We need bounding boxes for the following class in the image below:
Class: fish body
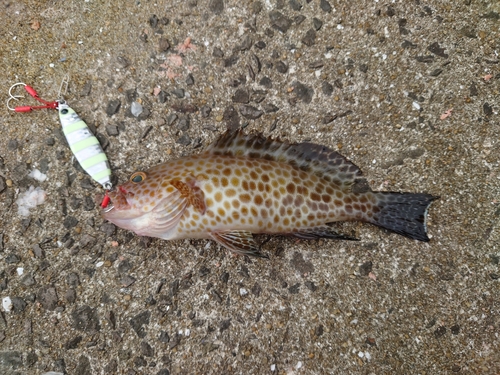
[102,131,437,257]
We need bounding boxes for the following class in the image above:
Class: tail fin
[368,192,438,242]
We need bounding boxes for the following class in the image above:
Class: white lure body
[58,101,112,189]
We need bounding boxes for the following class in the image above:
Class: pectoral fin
[210,230,268,258]
[170,178,206,214]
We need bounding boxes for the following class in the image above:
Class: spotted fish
[101,131,437,257]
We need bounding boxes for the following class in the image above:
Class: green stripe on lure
[57,100,112,190]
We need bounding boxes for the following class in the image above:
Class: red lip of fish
[101,130,438,258]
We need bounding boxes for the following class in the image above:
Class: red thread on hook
[22,85,59,110]
[101,194,111,208]
[9,84,59,112]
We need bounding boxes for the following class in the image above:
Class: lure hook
[6,96,21,111]
[8,82,27,99]
[6,82,58,112]
[7,82,27,111]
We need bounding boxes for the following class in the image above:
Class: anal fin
[210,230,268,258]
[291,225,358,241]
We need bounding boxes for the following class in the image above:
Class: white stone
[2,296,12,312]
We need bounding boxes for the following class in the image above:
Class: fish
[101,130,438,257]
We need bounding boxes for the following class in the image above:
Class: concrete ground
[0,0,499,374]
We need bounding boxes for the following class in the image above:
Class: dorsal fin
[206,130,363,186]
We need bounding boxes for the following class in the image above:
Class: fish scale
[102,131,438,257]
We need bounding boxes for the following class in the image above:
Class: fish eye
[61,109,68,114]
[130,172,146,183]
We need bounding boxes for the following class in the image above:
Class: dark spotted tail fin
[369,193,438,241]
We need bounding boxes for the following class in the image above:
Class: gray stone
[302,28,316,46]
[176,134,191,146]
[200,105,212,118]
[259,76,272,88]
[209,0,224,14]
[427,42,448,58]
[269,11,292,33]
[5,253,20,264]
[292,81,314,103]
[106,124,119,136]
[294,15,306,25]
[83,195,95,211]
[320,0,332,12]
[21,273,36,286]
[65,288,77,304]
[263,104,279,113]
[232,89,250,104]
[26,351,37,367]
[37,286,58,310]
[81,81,92,96]
[7,139,18,150]
[313,17,323,30]
[74,355,91,375]
[158,37,170,52]
[176,117,190,131]
[63,216,78,229]
[129,310,151,338]
[166,113,178,126]
[171,88,185,98]
[100,222,116,237]
[223,105,240,131]
[106,99,121,116]
[11,297,27,313]
[72,305,100,332]
[140,341,154,357]
[159,331,170,343]
[120,275,136,287]
[289,0,302,11]
[239,105,263,119]
[0,351,23,369]
[275,60,288,74]
[65,335,83,349]
[291,252,314,274]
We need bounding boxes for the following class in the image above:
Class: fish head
[100,170,160,233]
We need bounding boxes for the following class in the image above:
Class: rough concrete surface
[0,0,499,374]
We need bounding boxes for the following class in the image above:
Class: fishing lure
[7,81,113,192]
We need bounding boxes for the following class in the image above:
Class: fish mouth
[99,187,134,216]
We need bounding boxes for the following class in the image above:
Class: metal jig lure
[7,79,113,196]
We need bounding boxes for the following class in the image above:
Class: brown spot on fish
[240,193,251,203]
[254,195,263,205]
[231,177,240,187]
